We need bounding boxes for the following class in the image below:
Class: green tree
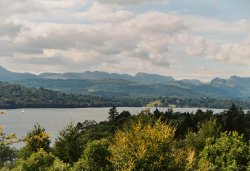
[108,106,119,122]
[14,149,68,171]
[185,118,221,153]
[223,103,246,134]
[0,126,18,167]
[53,123,83,165]
[18,124,50,159]
[72,139,112,171]
[199,131,249,171]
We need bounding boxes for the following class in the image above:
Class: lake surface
[0,107,226,148]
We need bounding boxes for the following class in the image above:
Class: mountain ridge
[1,66,250,98]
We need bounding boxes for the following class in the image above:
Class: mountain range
[0,66,249,98]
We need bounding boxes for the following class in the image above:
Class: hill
[0,66,39,82]
[14,78,201,98]
[39,71,174,84]
[0,82,117,109]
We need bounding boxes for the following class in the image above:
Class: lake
[0,107,226,148]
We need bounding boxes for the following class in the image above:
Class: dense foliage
[2,104,250,170]
[2,81,250,109]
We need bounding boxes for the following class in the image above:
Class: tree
[198,131,249,171]
[108,106,119,122]
[185,118,221,153]
[72,139,112,171]
[18,124,50,159]
[109,119,195,171]
[0,126,18,167]
[14,149,68,171]
[222,104,246,134]
[53,123,83,165]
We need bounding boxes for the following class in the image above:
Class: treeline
[2,82,250,109]
[159,96,250,109]
[1,104,250,170]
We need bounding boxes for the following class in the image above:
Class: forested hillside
[0,82,115,108]
[1,82,250,109]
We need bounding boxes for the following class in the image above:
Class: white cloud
[0,0,84,19]
[0,0,249,80]
[74,2,134,23]
[1,11,189,73]
[95,0,169,6]
[208,37,250,65]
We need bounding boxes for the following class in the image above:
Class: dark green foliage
[115,110,131,126]
[2,81,250,109]
[221,104,246,134]
[185,118,221,152]
[0,145,16,167]
[53,123,84,165]
[108,106,119,122]
[0,82,118,109]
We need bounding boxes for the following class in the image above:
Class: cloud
[0,11,188,73]
[74,2,134,23]
[95,0,169,6]
[0,0,249,80]
[0,0,83,18]
[208,36,250,65]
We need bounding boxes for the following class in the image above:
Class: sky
[0,0,250,81]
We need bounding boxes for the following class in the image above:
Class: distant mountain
[179,79,203,85]
[39,71,133,81]
[0,66,39,82]
[1,65,250,99]
[134,72,174,84]
[39,71,174,84]
[210,76,250,97]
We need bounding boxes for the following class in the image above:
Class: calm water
[0,107,225,148]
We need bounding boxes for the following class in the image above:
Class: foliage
[4,104,250,170]
[109,119,195,171]
[53,123,84,165]
[18,124,50,159]
[72,139,112,171]
[221,104,246,134]
[14,149,68,171]
[198,131,249,171]
[108,106,119,122]
[0,126,18,167]
[185,118,221,152]
[0,126,18,146]
[3,81,250,109]
[0,82,117,109]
